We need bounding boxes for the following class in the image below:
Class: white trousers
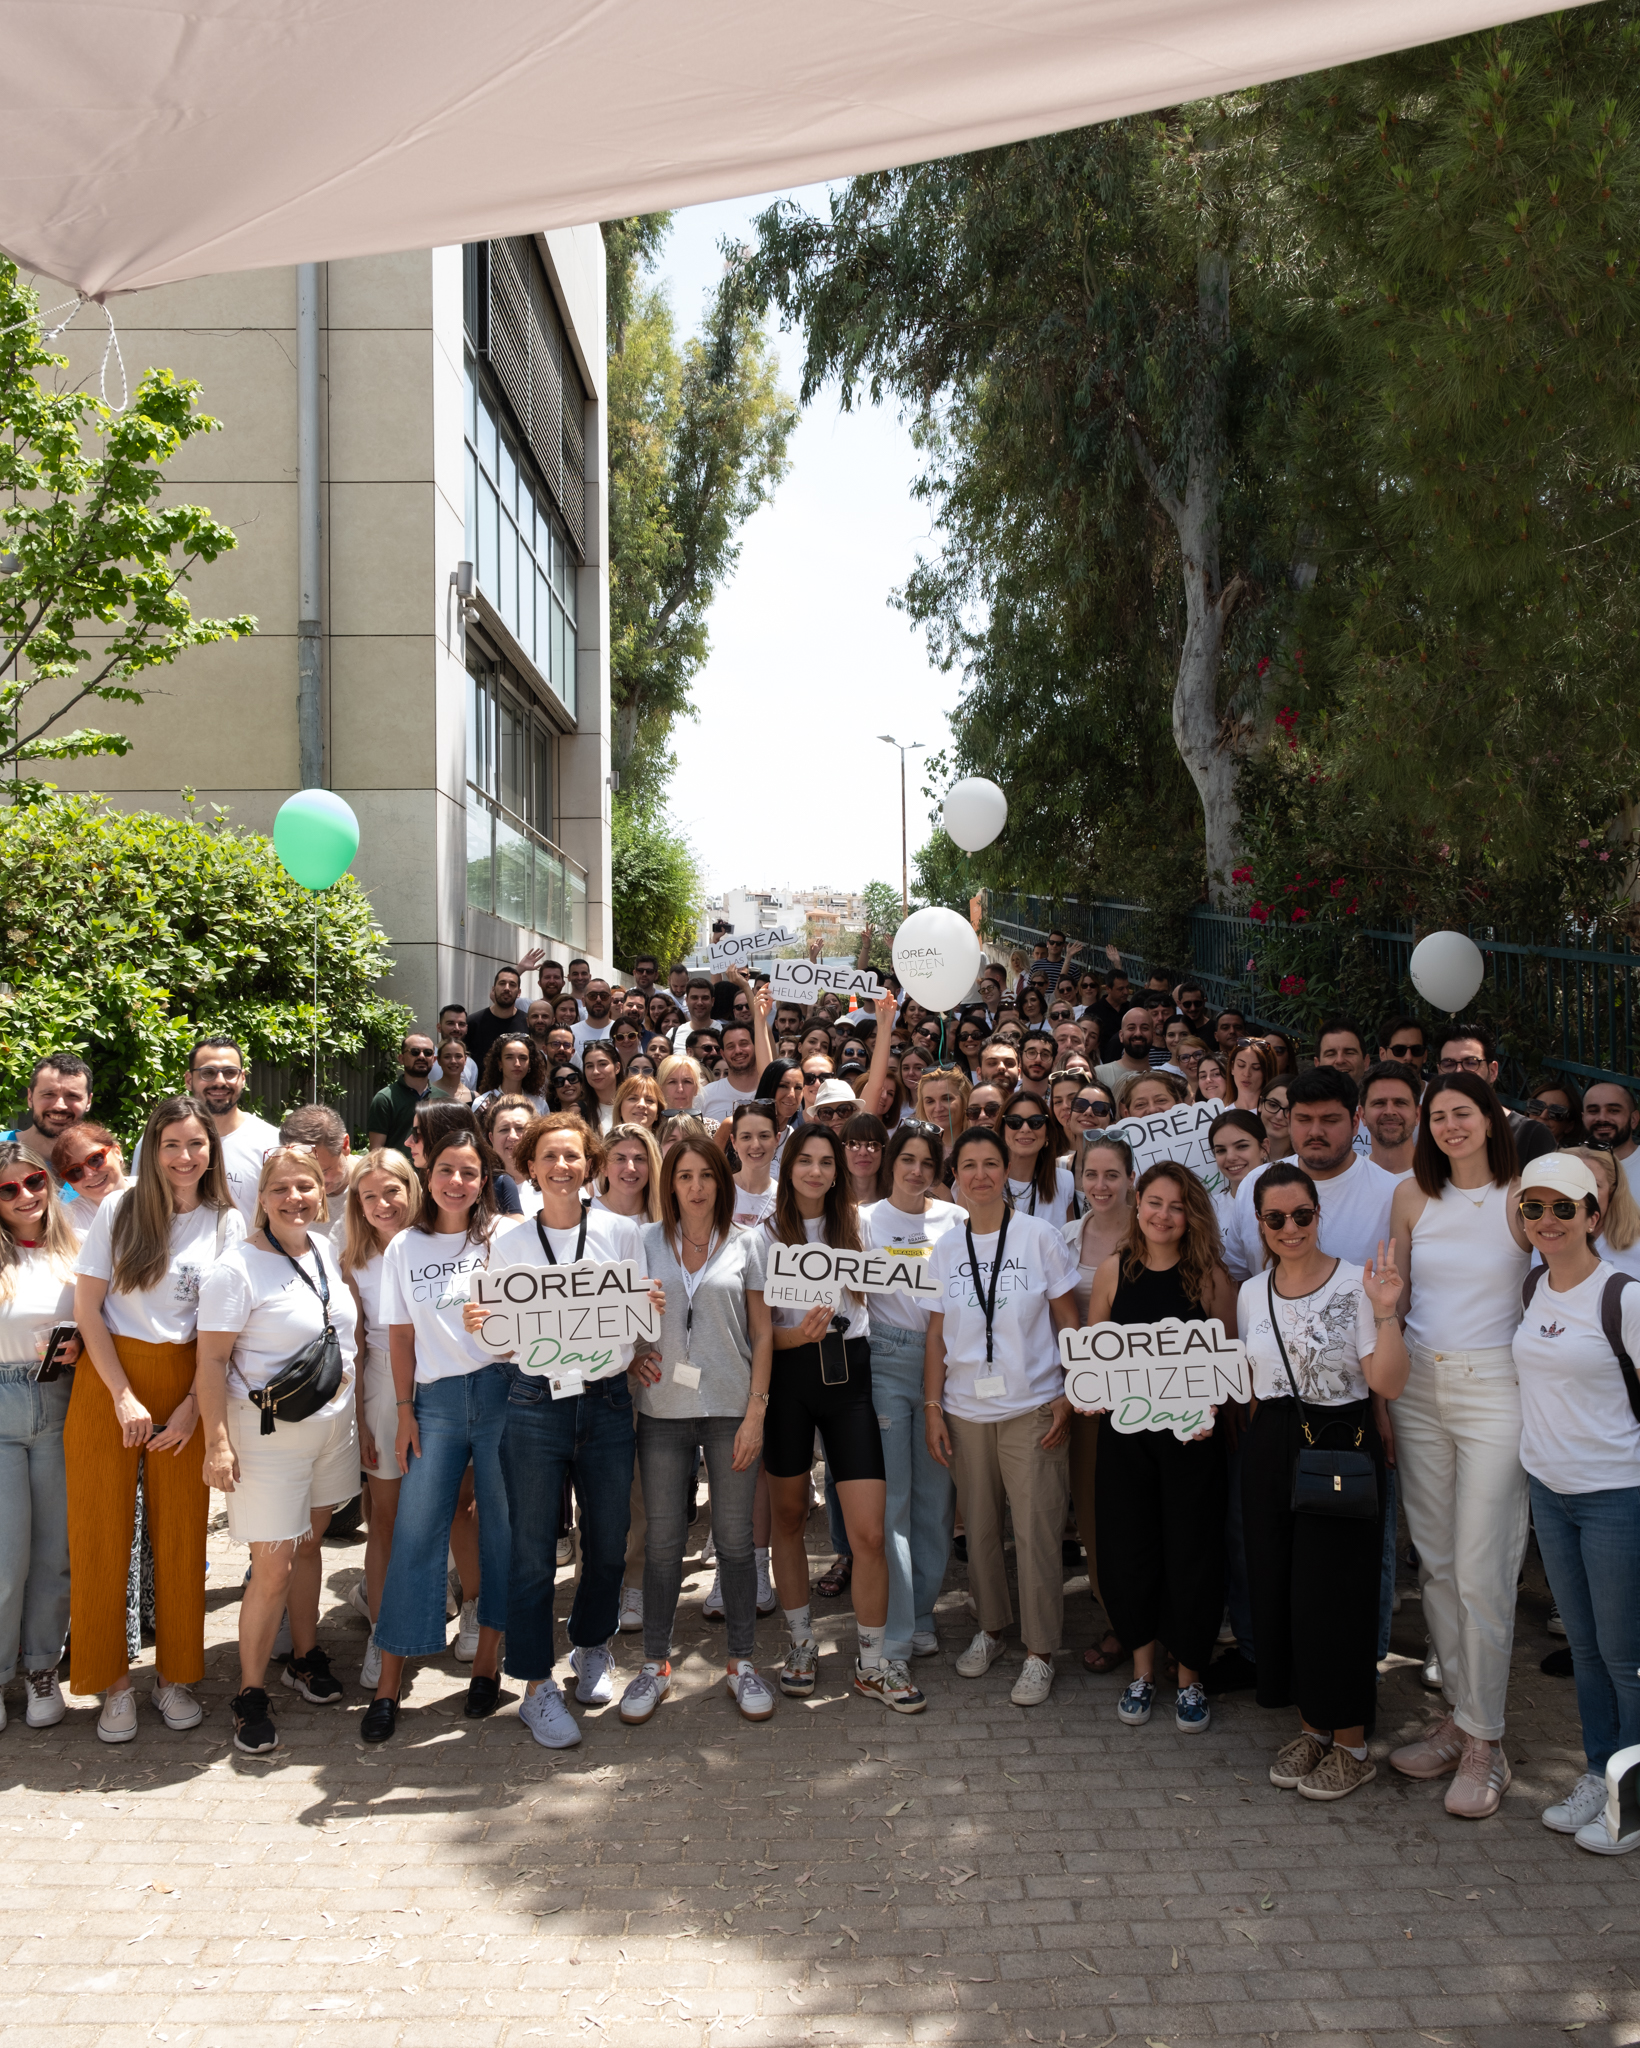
[1392,1344,1529,1741]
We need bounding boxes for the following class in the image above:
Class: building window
[465,655,586,949]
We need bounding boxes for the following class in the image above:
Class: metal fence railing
[985,892,1640,1097]
[247,1056,386,1144]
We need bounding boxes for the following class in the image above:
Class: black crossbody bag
[248,1245,345,1436]
[1267,1273,1378,1519]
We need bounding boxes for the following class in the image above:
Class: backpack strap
[1521,1262,1547,1313]
[1599,1272,1640,1428]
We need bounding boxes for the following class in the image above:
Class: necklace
[681,1230,713,1250]
[1449,1178,1490,1209]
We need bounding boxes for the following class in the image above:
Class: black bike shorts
[761,1337,886,1483]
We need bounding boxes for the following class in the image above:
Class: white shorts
[225,1392,359,1547]
[358,1344,400,1481]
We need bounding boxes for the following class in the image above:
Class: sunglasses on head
[1003,1113,1048,1131]
[60,1146,113,1184]
[1519,1196,1586,1221]
[1259,1204,1317,1231]
[0,1170,49,1203]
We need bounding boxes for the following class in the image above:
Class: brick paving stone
[3,1504,1639,2046]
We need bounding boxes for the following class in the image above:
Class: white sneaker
[955,1629,1004,1679]
[23,1668,65,1728]
[911,1631,939,1657]
[702,1571,726,1621]
[726,1661,776,1721]
[98,1689,139,1744]
[1216,1609,1237,1647]
[755,1549,778,1616]
[518,1680,581,1749]
[1547,1606,1567,1638]
[1010,1655,1054,1707]
[556,1536,573,1567]
[1576,1813,1640,1856]
[617,1585,644,1633]
[152,1680,203,1731]
[347,1578,372,1624]
[272,1610,292,1659]
[360,1632,383,1693]
[446,1562,461,1619]
[1544,1772,1608,1835]
[454,1598,480,1662]
[570,1640,616,1706]
[619,1662,671,1725]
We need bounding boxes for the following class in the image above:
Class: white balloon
[1409,929,1486,1014]
[893,906,983,1014]
[942,777,1008,853]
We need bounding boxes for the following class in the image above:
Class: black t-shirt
[465,1004,525,1077]
[1087,998,1124,1062]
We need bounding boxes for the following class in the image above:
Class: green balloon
[273,788,360,892]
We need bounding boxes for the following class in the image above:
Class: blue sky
[654,189,959,899]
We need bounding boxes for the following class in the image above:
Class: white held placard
[470,1260,660,1381]
[763,1240,939,1312]
[767,959,882,1003]
[1059,1317,1250,1439]
[1110,1098,1225,1192]
[709,924,798,965]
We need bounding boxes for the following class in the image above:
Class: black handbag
[248,1245,345,1436]
[1266,1274,1378,1519]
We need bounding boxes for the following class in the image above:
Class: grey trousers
[637,1413,759,1661]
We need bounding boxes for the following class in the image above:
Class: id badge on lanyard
[967,1208,1010,1400]
[673,1236,716,1389]
[537,1208,589,1399]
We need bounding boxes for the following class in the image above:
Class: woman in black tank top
[1080,1162,1238,1733]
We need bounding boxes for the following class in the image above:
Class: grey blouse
[636,1221,767,1419]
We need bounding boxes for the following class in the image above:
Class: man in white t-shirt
[571,979,617,1057]
[1230,1067,1397,1272]
[671,977,716,1052]
[279,1103,352,1242]
[1359,1061,1420,1182]
[1583,1081,1640,1201]
[697,1022,763,1120]
[187,1035,281,1224]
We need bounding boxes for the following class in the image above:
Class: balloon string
[312,893,319,1104]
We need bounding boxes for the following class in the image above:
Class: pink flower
[1600,851,1611,862]
[1245,956,1257,972]
[1345,897,1359,915]
[1275,706,1298,732]
[1578,838,1591,849]
[1292,907,1309,923]
[1256,656,1271,677]
[1330,878,1346,897]
[1249,902,1270,924]
[1278,974,1307,995]
[1231,865,1253,885]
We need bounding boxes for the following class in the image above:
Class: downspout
[296,261,324,788]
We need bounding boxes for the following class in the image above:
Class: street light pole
[878,735,925,919]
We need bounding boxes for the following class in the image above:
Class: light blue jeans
[871,1323,953,1661]
[0,1365,72,1683]
[1530,1475,1640,1775]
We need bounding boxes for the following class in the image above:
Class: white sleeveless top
[1405,1178,1529,1353]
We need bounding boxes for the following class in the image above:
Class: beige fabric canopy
[2,0,1586,298]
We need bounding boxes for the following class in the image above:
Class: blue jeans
[500,1368,634,1679]
[871,1324,953,1661]
[0,1367,72,1683]
[375,1365,511,1659]
[1529,1475,1640,1776]
[638,1412,759,1661]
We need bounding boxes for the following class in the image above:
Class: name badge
[974,1373,1007,1400]
[673,1361,702,1390]
[549,1372,585,1401]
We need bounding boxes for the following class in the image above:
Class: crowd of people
[0,928,1634,1860]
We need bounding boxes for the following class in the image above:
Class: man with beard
[1019,1030,1057,1089]
[1360,1061,1422,1180]
[1094,1007,1157,1095]
[1581,1080,1640,1199]
[3,1056,94,1210]
[186,1034,282,1221]
[571,978,617,1057]
[697,1020,764,1119]
[1227,1067,1397,1274]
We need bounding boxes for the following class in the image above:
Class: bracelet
[749,1389,770,1405]
[1373,1314,1399,1326]
[923,1399,944,1409]
[396,1398,414,1407]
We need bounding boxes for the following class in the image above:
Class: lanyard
[679,1231,717,1345]
[535,1206,590,1265]
[1008,1176,1037,1218]
[964,1206,1011,1366]
[279,1242,331,1321]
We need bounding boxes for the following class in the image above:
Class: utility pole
[877,735,924,919]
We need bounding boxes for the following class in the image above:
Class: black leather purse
[1267,1274,1378,1519]
[248,1246,345,1436]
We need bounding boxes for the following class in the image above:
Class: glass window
[464,447,477,567]
[499,438,517,521]
[494,813,530,927]
[465,802,493,916]
[499,512,518,635]
[479,389,498,478]
[479,476,498,600]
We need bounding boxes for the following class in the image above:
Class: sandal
[814,1555,853,1600]
[1081,1633,1125,1676]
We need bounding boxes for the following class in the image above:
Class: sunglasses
[1073,1098,1112,1119]
[1386,1042,1425,1061]
[60,1146,114,1184]
[1003,1113,1048,1132]
[968,1103,1002,1121]
[1048,1009,1073,1022]
[1259,1205,1317,1230]
[1526,1100,1573,1122]
[814,1106,854,1124]
[0,1171,49,1202]
[846,1139,882,1154]
[1519,1197,1586,1221]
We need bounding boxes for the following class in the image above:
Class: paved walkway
[2,1505,1635,2047]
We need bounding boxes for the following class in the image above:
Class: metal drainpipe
[296,261,324,788]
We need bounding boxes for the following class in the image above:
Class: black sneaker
[360,1696,399,1744]
[230,1687,278,1754]
[465,1673,501,1719]
[283,1647,343,1703]
[1541,1646,1574,1677]
[1204,1648,1259,1696]
[953,1534,968,1563]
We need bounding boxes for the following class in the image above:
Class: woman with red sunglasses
[50,1123,129,1237]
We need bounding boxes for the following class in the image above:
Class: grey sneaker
[519,1680,580,1748]
[726,1661,776,1721]
[954,1629,1004,1679]
[779,1638,818,1697]
[856,1658,927,1714]
[570,1639,617,1706]
[23,1668,65,1728]
[1543,1771,1606,1835]
[618,1661,671,1726]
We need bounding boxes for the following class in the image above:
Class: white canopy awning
[2,0,1585,299]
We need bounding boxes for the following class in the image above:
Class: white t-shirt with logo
[731,1180,777,1232]
[926,1210,1077,1423]
[1513,1259,1640,1494]
[1228,1154,1397,1275]
[218,1114,283,1224]
[490,1208,648,1376]
[379,1224,502,1383]
[765,1214,871,1341]
[1236,1260,1378,1406]
[860,1197,964,1333]
[572,1018,615,1057]
[76,1191,246,1345]
[698,1075,762,1121]
[199,1235,357,1406]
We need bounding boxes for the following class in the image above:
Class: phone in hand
[34,1322,79,1382]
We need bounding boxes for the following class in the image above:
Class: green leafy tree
[0,262,255,800]
[603,218,797,813]
[609,797,702,972]
[0,792,412,1140]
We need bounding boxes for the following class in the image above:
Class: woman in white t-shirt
[340,1148,420,1691]
[581,1042,622,1133]
[71,1097,244,1743]
[1001,1088,1077,1225]
[50,1121,129,1240]
[729,1100,779,1232]
[1238,1162,1407,1803]
[1511,1152,1640,1855]
[595,1118,664,1638]
[658,1054,705,1118]
[360,1124,509,1746]
[0,1146,82,1732]
[196,1146,360,1755]
[473,1032,549,1118]
[925,1126,1080,1708]
[1568,1145,1640,1282]
[862,1123,963,1673]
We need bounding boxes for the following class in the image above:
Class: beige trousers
[948,1405,1070,1655]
